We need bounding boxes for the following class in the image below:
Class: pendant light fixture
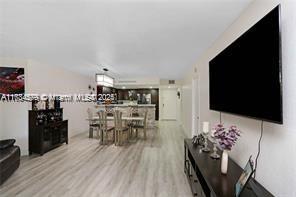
[96,68,114,87]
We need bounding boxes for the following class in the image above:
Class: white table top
[95,104,155,107]
[88,116,144,121]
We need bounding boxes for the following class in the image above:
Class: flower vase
[221,150,229,174]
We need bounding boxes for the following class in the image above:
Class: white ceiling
[0,0,252,79]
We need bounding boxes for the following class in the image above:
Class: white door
[162,89,177,120]
[192,78,200,136]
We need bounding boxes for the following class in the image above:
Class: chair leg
[120,131,123,145]
[131,128,133,139]
[96,128,100,139]
[100,129,104,145]
[118,130,120,145]
[113,130,115,143]
[127,130,129,144]
[89,127,93,138]
[115,130,117,145]
[128,127,131,140]
[144,128,147,140]
[117,130,120,145]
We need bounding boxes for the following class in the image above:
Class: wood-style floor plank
[0,121,192,197]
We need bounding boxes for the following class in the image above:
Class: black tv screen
[209,5,282,124]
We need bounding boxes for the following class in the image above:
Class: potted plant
[213,124,241,174]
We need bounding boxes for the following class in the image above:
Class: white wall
[0,104,3,138]
[0,58,95,155]
[181,0,296,196]
[181,81,192,138]
[0,58,30,153]
[176,87,181,125]
[27,60,95,137]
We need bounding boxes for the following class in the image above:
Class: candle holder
[202,134,210,152]
[210,140,220,159]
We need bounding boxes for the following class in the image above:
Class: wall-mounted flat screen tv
[209,5,282,124]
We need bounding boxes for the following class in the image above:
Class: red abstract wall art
[0,67,25,94]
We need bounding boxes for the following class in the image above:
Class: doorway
[161,88,177,120]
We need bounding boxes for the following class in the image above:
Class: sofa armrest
[0,139,16,150]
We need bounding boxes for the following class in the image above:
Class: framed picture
[235,156,255,197]
[0,67,25,95]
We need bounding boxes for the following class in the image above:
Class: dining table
[91,116,144,121]
[86,116,145,143]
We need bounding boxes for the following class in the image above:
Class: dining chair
[98,111,115,144]
[133,110,148,140]
[105,106,114,117]
[128,106,139,136]
[114,110,129,146]
[130,108,143,139]
[130,106,139,117]
[87,108,100,138]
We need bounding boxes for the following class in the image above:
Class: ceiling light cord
[254,120,264,179]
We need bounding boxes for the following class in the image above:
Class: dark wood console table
[184,139,273,197]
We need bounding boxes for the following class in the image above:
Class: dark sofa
[0,139,20,185]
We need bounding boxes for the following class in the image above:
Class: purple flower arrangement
[213,124,241,151]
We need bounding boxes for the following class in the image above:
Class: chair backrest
[143,110,148,128]
[114,110,123,130]
[98,111,108,130]
[131,112,139,117]
[130,106,139,117]
[105,106,114,116]
[87,108,93,119]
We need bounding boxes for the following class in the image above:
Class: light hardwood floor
[0,121,192,197]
